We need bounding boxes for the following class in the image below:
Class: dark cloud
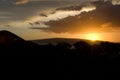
[56,5,83,11]
[40,14,48,17]
[29,22,34,26]
[41,0,120,33]
[0,0,101,26]
[29,27,43,29]
[34,22,41,25]
[49,11,56,14]
[4,25,11,27]
[0,0,75,23]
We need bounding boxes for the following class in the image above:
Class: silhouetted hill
[1,30,120,72]
[0,30,24,46]
[0,30,39,56]
[31,38,93,45]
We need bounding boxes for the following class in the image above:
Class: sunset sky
[0,0,120,42]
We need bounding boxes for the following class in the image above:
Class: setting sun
[85,33,100,41]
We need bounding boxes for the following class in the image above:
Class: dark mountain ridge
[0,30,24,46]
[31,38,105,45]
[31,38,84,45]
[0,30,120,72]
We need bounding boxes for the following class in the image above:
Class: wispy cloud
[27,5,96,29]
[15,0,29,5]
[112,0,120,5]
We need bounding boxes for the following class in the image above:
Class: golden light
[85,33,100,41]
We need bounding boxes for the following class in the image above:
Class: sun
[85,33,100,41]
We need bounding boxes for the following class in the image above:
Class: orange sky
[0,0,120,42]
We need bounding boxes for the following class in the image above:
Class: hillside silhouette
[0,30,120,72]
[31,38,86,45]
[0,30,24,45]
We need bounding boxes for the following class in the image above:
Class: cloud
[0,0,118,30]
[1,0,84,26]
[56,5,83,11]
[55,1,96,11]
[36,0,120,33]
[39,13,48,17]
[28,4,96,29]
[15,0,29,5]
[29,22,34,26]
[4,25,12,27]
[111,0,120,5]
[29,22,49,29]
[14,0,87,5]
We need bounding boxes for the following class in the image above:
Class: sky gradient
[0,0,120,42]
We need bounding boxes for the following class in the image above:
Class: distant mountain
[31,38,95,45]
[0,30,24,46]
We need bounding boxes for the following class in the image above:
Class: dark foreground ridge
[1,30,120,72]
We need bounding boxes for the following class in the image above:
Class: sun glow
[85,33,100,41]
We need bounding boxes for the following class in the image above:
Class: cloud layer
[37,0,120,33]
[15,0,29,5]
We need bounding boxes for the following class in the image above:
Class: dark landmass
[1,30,120,72]
[31,38,86,45]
